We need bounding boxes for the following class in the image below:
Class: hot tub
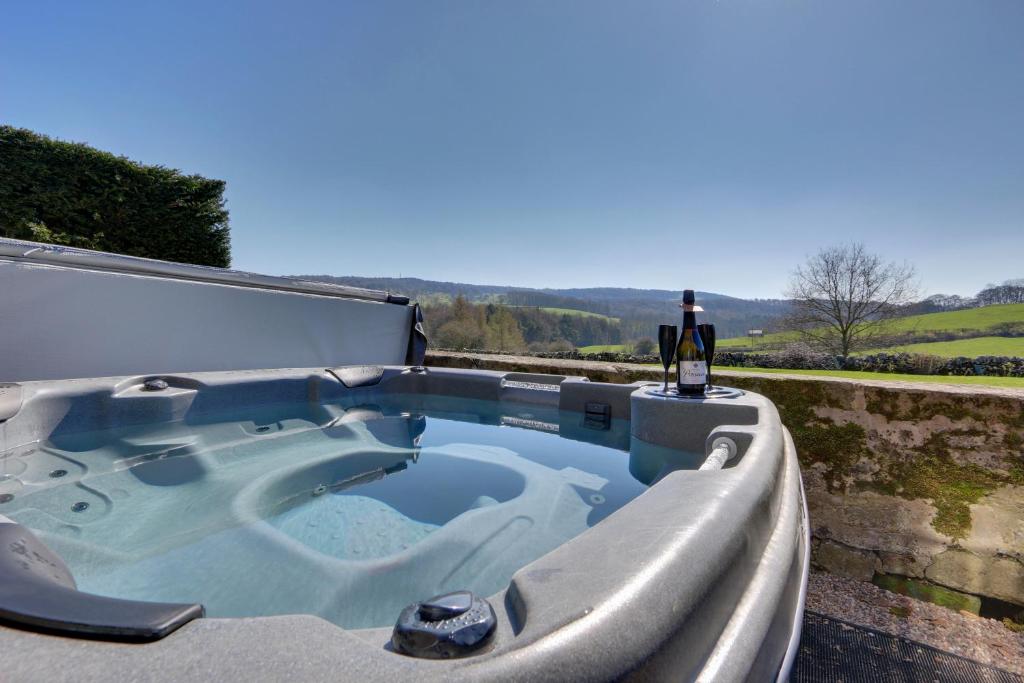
[0,365,807,682]
[0,240,806,681]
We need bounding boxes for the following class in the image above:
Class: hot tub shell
[0,366,807,682]
[0,239,806,681]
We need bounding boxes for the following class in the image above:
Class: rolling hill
[717,303,1024,355]
[296,276,1023,358]
[859,337,1024,358]
[296,275,791,339]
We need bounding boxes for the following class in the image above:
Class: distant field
[715,303,1024,350]
[714,367,1024,389]
[538,307,619,322]
[583,336,1024,359]
[578,344,631,353]
[506,305,618,322]
[881,303,1024,334]
[716,336,792,350]
[859,336,1024,358]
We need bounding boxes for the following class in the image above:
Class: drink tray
[645,386,744,400]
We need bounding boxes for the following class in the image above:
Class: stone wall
[427,350,1024,610]
[484,347,1024,377]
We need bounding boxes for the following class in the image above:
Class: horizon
[3,1,1023,298]
[291,271,1018,303]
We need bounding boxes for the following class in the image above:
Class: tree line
[0,126,230,267]
[976,281,1024,307]
[424,296,623,352]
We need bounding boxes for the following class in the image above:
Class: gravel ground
[806,571,1024,676]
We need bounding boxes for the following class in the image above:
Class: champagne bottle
[675,290,707,395]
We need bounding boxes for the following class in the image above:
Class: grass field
[585,334,1024,359]
[716,336,791,350]
[540,307,618,321]
[859,336,1024,358]
[716,303,1024,350]
[509,306,619,322]
[713,366,1024,388]
[578,344,631,353]
[879,303,1024,334]
[716,331,799,349]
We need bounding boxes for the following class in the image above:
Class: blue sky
[2,0,1022,298]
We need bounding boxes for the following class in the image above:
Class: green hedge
[0,126,230,267]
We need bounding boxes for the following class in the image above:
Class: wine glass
[697,323,716,391]
[658,325,677,393]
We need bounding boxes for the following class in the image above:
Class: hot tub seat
[0,516,203,641]
[224,443,616,629]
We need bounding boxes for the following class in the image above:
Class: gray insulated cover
[0,242,416,382]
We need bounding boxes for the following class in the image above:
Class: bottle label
[678,361,707,384]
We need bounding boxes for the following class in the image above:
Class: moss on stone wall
[724,376,867,492]
[860,388,1023,426]
[724,376,1022,539]
[887,440,1003,538]
[796,423,869,493]
[727,376,1021,539]
[824,435,997,539]
[1006,451,1024,486]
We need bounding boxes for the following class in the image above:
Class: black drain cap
[418,590,473,621]
[392,591,496,659]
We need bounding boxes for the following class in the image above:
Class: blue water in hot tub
[0,394,701,628]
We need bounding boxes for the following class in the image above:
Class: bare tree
[785,244,918,357]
